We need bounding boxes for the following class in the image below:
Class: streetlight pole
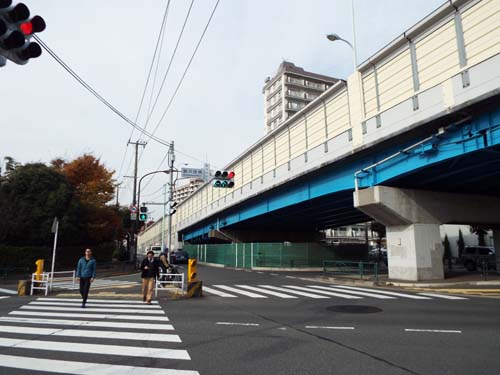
[135,169,169,263]
[326,0,358,71]
[161,183,167,255]
[166,141,175,263]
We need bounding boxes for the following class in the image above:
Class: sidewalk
[318,271,500,289]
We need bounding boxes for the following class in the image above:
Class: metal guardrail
[49,270,76,291]
[155,272,184,296]
[30,272,50,296]
[480,260,500,281]
[323,260,379,282]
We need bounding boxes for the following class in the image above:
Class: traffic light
[188,259,197,282]
[139,205,148,222]
[0,1,45,66]
[169,201,177,216]
[212,170,235,188]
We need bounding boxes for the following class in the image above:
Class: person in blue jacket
[76,248,96,308]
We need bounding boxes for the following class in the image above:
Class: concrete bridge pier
[354,186,500,281]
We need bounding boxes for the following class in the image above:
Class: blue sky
[1,0,444,207]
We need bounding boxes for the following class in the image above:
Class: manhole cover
[327,305,382,314]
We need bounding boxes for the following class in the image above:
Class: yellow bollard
[35,259,44,281]
[188,259,197,282]
[17,280,29,296]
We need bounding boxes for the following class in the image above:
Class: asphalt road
[0,265,499,375]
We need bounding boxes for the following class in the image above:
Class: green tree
[470,226,488,246]
[0,163,81,246]
[370,221,386,262]
[457,229,465,258]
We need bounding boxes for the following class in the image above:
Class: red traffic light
[228,171,235,179]
[19,16,45,35]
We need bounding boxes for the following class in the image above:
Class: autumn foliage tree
[53,154,119,245]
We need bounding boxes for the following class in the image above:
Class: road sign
[129,205,137,213]
[181,167,204,179]
[130,213,137,220]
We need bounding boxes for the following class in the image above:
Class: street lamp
[326,33,357,72]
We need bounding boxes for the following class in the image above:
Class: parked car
[460,246,496,271]
[171,250,189,264]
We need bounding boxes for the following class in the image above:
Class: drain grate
[326,305,382,314]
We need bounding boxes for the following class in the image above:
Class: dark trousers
[79,277,92,303]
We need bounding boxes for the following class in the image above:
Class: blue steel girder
[183,107,500,241]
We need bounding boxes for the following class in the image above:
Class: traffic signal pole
[167,141,175,263]
[128,140,146,263]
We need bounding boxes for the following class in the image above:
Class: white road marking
[235,285,298,298]
[256,272,264,274]
[0,288,17,295]
[405,329,462,333]
[216,322,260,326]
[29,301,161,309]
[270,273,279,276]
[308,285,394,299]
[38,297,158,304]
[0,296,10,300]
[0,325,181,342]
[20,305,165,314]
[0,354,200,375]
[10,311,170,321]
[0,317,174,330]
[283,285,362,299]
[305,326,355,330]
[0,337,191,360]
[417,293,468,300]
[203,286,237,297]
[258,285,329,298]
[285,276,297,279]
[332,285,431,299]
[214,285,268,298]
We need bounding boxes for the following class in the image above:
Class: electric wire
[145,0,221,146]
[118,0,171,179]
[33,34,173,149]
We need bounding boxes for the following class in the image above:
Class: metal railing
[155,272,184,296]
[480,260,500,281]
[49,270,76,291]
[30,272,50,296]
[323,260,379,282]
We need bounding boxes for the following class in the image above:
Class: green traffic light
[139,213,147,221]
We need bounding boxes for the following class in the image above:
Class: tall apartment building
[172,178,205,203]
[263,61,339,134]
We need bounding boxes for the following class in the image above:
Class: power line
[141,0,195,135]
[33,34,172,149]
[117,1,171,179]
[146,0,221,145]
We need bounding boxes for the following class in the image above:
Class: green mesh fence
[184,242,368,269]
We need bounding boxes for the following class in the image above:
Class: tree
[457,229,465,259]
[54,154,119,245]
[56,154,115,207]
[470,226,488,246]
[0,163,81,245]
[443,234,452,270]
[2,156,19,175]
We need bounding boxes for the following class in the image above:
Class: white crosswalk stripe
[51,279,139,290]
[235,285,298,298]
[0,296,10,300]
[201,284,468,301]
[213,285,268,298]
[0,297,200,374]
[0,287,17,295]
[331,285,432,299]
[38,297,159,304]
[282,285,362,299]
[258,285,330,298]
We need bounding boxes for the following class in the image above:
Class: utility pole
[127,140,146,263]
[161,183,167,254]
[167,141,175,263]
[114,183,122,207]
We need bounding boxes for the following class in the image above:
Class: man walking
[76,248,96,308]
[140,250,159,304]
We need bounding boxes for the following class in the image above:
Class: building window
[287,76,304,86]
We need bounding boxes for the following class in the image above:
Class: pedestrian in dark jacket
[140,250,159,304]
[76,248,96,308]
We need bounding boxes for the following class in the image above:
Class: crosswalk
[51,278,140,290]
[0,297,200,374]
[202,284,468,300]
